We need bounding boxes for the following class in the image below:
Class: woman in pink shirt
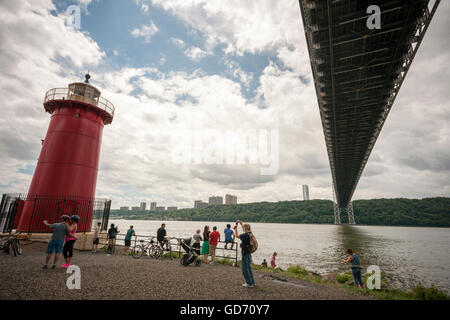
[61,215,80,268]
[270,252,277,268]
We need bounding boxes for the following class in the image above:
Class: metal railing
[44,87,115,117]
[107,232,239,264]
[0,193,111,233]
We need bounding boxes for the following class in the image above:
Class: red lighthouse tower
[16,75,114,232]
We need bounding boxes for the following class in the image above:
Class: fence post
[28,196,38,235]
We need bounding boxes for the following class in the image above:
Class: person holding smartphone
[234,220,255,288]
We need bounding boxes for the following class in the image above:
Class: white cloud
[1,0,449,210]
[0,0,105,193]
[141,3,149,13]
[184,46,210,61]
[170,37,185,48]
[224,59,253,89]
[131,21,159,43]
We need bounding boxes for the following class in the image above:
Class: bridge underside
[299,0,440,220]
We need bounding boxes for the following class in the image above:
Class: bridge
[299,0,440,224]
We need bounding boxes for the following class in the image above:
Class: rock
[322,273,338,282]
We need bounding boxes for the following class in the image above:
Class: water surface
[109,219,450,293]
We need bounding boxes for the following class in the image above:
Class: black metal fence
[0,193,111,234]
[109,233,239,264]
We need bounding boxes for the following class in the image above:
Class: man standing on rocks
[42,215,69,269]
[234,220,255,287]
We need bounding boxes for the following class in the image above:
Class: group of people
[43,216,364,289]
[197,220,257,287]
[118,221,257,287]
[42,214,80,269]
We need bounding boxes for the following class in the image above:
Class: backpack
[248,232,258,253]
[109,227,117,238]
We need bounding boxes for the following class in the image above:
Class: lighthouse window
[85,86,95,99]
[74,84,86,96]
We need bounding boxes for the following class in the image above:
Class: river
[109,219,450,293]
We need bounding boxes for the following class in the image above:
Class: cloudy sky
[0,0,448,209]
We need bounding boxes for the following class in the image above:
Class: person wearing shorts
[107,224,119,255]
[42,215,68,269]
[201,225,210,263]
[123,226,135,255]
[224,224,235,249]
[92,222,101,253]
[208,226,220,265]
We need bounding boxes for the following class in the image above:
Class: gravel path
[0,241,371,300]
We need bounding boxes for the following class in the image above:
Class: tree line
[111,197,450,227]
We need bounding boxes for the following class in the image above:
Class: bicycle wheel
[131,245,145,259]
[149,245,161,258]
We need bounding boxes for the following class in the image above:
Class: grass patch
[287,265,309,277]
[215,258,236,266]
[336,273,352,284]
[412,285,450,300]
[250,264,449,300]
[162,251,183,259]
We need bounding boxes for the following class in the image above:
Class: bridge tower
[332,185,341,224]
[333,186,355,225]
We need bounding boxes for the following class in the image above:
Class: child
[262,259,268,267]
[270,252,277,268]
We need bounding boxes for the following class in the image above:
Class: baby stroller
[180,238,202,267]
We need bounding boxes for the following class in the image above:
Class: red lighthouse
[16,75,114,232]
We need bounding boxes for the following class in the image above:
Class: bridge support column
[346,202,355,225]
[333,202,341,224]
[332,185,341,224]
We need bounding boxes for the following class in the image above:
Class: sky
[0,0,449,209]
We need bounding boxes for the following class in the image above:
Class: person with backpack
[234,220,257,288]
[107,223,119,255]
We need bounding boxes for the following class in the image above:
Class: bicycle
[0,234,22,256]
[131,238,164,259]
